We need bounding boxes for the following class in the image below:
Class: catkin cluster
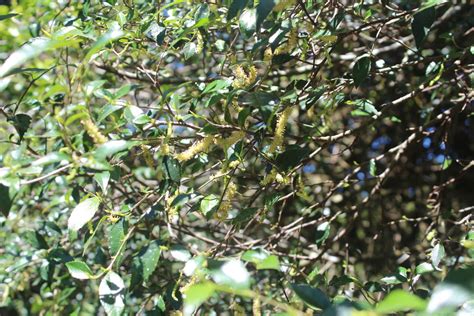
[268,106,293,154]
[81,118,107,145]
[214,180,237,221]
[215,130,245,149]
[175,135,214,162]
[232,64,257,89]
[274,28,298,55]
[260,168,290,186]
[175,131,245,162]
[196,32,203,53]
[141,145,154,168]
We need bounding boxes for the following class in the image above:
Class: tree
[0,0,473,315]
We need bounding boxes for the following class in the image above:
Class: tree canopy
[0,0,473,315]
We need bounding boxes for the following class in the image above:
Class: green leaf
[145,22,166,45]
[291,283,331,310]
[98,104,122,122]
[275,145,310,170]
[131,240,162,287]
[11,113,31,141]
[381,267,408,285]
[94,171,110,194]
[95,140,135,160]
[182,41,198,60]
[242,249,280,270]
[67,197,101,231]
[114,84,133,99]
[171,193,195,208]
[427,267,474,313]
[32,152,70,166]
[348,99,380,117]
[0,184,12,217]
[99,271,126,316]
[108,218,127,261]
[184,282,215,310]
[330,275,358,288]
[85,80,107,96]
[170,245,192,262]
[202,79,231,94]
[256,0,275,29]
[66,260,94,280]
[257,255,280,270]
[369,159,377,176]
[0,37,78,78]
[24,230,48,249]
[431,243,445,268]
[376,290,427,313]
[232,207,258,225]
[200,194,219,218]
[416,262,435,275]
[412,7,436,49]
[211,260,250,289]
[85,22,124,61]
[239,9,257,38]
[227,0,248,20]
[0,13,18,21]
[315,222,330,245]
[163,156,181,182]
[352,56,371,87]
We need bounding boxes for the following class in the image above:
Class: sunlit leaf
[65,260,93,280]
[376,290,427,313]
[85,22,124,61]
[68,197,100,231]
[99,271,126,316]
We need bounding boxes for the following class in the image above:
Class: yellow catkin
[252,297,261,316]
[160,143,170,156]
[196,32,203,53]
[81,118,107,144]
[215,180,237,220]
[141,144,154,168]
[275,28,298,55]
[263,47,273,63]
[260,169,290,186]
[175,135,214,162]
[166,190,180,217]
[215,130,245,149]
[247,65,257,85]
[268,106,293,154]
[232,65,247,89]
[296,176,311,202]
[230,302,246,316]
[228,160,240,169]
[232,65,257,89]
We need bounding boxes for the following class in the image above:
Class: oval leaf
[239,9,257,38]
[376,290,427,313]
[291,283,331,310]
[66,260,93,280]
[68,197,100,231]
[412,7,436,49]
[352,56,371,87]
[131,240,162,287]
[431,243,445,268]
[99,271,126,316]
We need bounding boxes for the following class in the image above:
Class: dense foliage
[0,0,473,315]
